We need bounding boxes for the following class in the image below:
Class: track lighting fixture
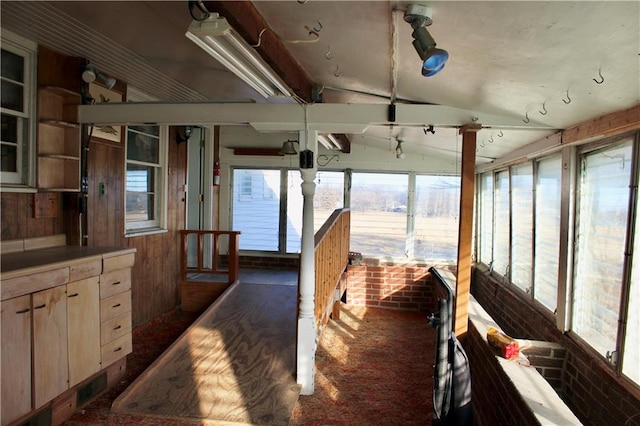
[82,64,117,89]
[404,4,449,77]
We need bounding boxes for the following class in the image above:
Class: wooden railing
[180,230,241,312]
[313,209,351,326]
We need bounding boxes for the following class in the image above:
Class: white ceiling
[2,1,638,166]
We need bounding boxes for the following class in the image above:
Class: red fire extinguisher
[213,161,220,186]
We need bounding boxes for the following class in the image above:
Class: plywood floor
[112,281,300,425]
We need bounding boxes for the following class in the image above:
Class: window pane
[126,130,159,164]
[493,170,510,276]
[534,156,562,311]
[511,163,533,292]
[1,49,24,82]
[287,171,303,253]
[315,171,344,231]
[350,173,408,258]
[1,80,24,112]
[573,141,632,357]
[125,164,156,222]
[624,223,640,383]
[479,172,494,265]
[233,169,280,251]
[1,144,17,172]
[414,175,460,260]
[1,113,18,143]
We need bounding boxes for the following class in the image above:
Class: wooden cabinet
[0,246,135,425]
[67,276,101,387]
[37,86,81,191]
[32,286,69,409]
[1,295,32,426]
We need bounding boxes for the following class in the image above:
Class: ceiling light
[404,4,449,77]
[395,139,406,159]
[318,134,343,151]
[186,14,292,99]
[280,140,299,155]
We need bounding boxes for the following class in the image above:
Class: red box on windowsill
[487,327,520,360]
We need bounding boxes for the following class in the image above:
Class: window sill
[0,185,37,194]
[125,228,168,238]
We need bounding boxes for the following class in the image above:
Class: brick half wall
[345,259,456,312]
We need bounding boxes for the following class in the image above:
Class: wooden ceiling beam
[203,1,315,103]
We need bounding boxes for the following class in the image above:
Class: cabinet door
[33,286,68,409]
[67,276,101,387]
[1,295,32,426]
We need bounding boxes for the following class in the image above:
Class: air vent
[77,372,107,406]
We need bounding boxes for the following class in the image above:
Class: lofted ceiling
[1,1,638,166]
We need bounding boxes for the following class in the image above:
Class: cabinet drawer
[99,268,131,299]
[100,291,131,322]
[102,253,135,274]
[2,267,68,301]
[101,312,132,346]
[101,332,132,368]
[69,259,101,282]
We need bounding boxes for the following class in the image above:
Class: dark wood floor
[112,281,300,425]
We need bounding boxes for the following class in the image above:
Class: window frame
[0,30,37,190]
[124,125,169,237]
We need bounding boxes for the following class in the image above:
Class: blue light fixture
[405,4,449,77]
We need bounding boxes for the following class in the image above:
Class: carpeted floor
[64,304,435,425]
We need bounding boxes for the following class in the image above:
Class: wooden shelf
[37,86,81,192]
[39,154,80,161]
[40,119,79,129]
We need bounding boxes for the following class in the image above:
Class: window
[125,124,168,234]
[350,172,408,258]
[414,175,460,260]
[573,140,632,357]
[534,156,562,311]
[478,172,494,265]
[1,31,36,188]
[493,170,510,276]
[232,169,281,251]
[511,163,533,293]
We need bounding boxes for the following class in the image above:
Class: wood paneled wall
[0,192,64,240]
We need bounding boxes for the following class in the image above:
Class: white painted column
[297,127,318,395]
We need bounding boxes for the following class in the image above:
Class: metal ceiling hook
[539,102,548,115]
[593,68,604,84]
[523,112,530,124]
[563,89,572,104]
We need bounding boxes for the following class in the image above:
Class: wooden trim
[232,147,284,156]
[454,130,477,337]
[563,104,640,145]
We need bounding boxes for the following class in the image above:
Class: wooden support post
[454,124,480,337]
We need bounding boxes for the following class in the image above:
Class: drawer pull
[112,281,121,286]
[112,303,121,308]
[16,308,30,314]
[68,293,79,298]
[113,325,122,330]
[114,347,122,352]
[34,304,46,310]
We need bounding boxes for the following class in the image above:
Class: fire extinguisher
[213,161,221,186]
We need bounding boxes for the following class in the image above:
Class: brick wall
[473,266,640,426]
[462,323,541,426]
[345,259,455,312]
